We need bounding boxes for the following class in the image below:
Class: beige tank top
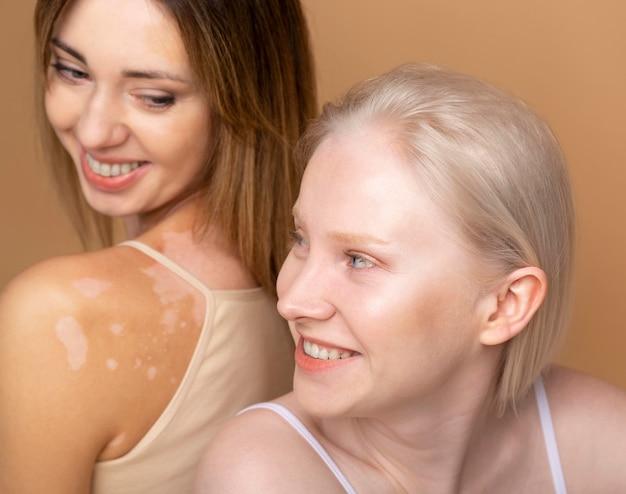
[91,241,294,493]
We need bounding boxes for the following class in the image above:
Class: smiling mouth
[86,153,149,178]
[302,339,357,361]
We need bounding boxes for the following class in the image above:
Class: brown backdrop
[2,1,624,389]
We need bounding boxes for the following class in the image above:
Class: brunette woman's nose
[75,91,129,149]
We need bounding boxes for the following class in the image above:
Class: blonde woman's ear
[479,267,547,346]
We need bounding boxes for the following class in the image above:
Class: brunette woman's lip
[294,337,360,373]
[80,151,151,192]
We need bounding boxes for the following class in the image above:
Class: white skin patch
[141,265,191,305]
[141,263,204,325]
[55,316,88,371]
[147,366,157,380]
[109,323,124,335]
[161,308,179,334]
[134,357,142,369]
[106,358,119,370]
[72,278,112,299]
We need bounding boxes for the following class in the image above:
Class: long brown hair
[34,0,317,293]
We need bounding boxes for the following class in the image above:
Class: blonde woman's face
[277,125,489,418]
[44,0,210,217]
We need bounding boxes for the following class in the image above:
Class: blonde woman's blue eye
[289,230,306,247]
[348,254,374,269]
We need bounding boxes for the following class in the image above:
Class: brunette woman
[0,0,316,492]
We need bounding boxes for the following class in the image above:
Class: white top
[238,402,358,494]
[241,376,567,494]
[534,375,568,494]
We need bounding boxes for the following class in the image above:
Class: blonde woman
[197,65,626,493]
[0,0,316,492]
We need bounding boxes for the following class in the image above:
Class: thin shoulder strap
[534,375,568,494]
[119,240,212,300]
[239,403,358,494]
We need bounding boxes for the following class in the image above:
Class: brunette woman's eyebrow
[51,38,86,64]
[121,69,190,84]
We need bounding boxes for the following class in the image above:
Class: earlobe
[479,267,547,346]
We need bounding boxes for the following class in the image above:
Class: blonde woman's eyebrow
[329,231,389,246]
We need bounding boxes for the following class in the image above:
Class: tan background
[2,1,624,389]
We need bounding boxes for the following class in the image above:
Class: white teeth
[86,154,143,178]
[303,339,353,361]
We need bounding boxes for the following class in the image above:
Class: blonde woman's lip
[295,337,360,373]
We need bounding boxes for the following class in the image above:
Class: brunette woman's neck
[123,192,202,239]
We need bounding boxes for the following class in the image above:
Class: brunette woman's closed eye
[132,93,176,110]
[51,61,90,83]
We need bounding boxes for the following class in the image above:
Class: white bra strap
[534,376,568,494]
[119,240,212,300]
[239,403,358,494]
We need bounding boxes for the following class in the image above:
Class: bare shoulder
[0,246,137,346]
[543,365,626,490]
[0,248,147,493]
[194,396,345,494]
[0,252,109,492]
[544,365,626,423]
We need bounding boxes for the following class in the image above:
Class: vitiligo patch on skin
[106,358,119,370]
[134,357,142,369]
[141,265,190,305]
[72,277,112,299]
[55,316,88,371]
[147,366,157,380]
[161,308,179,334]
[141,264,204,326]
[109,323,124,335]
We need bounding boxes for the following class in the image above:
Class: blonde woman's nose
[277,261,336,322]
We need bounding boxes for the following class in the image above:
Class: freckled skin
[55,316,88,371]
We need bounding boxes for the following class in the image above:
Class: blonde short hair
[298,64,574,412]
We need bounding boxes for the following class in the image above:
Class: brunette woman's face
[277,125,490,419]
[45,0,210,217]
